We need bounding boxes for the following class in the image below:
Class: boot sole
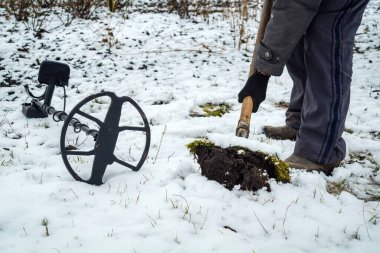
[287,162,340,176]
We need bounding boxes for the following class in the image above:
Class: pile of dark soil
[187,140,290,192]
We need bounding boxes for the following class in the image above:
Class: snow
[0,1,380,252]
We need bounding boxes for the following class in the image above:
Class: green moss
[190,103,231,117]
[186,139,215,155]
[201,103,231,117]
[268,155,291,183]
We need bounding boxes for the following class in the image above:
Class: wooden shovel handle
[236,0,273,138]
[109,0,116,12]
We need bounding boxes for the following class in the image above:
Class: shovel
[236,0,273,138]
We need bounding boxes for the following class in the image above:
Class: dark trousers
[285,0,369,164]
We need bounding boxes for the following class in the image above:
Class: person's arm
[238,0,322,112]
[255,0,322,76]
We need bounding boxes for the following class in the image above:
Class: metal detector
[22,60,151,185]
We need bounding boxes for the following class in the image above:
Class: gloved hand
[238,71,270,112]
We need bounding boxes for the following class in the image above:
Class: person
[238,0,369,173]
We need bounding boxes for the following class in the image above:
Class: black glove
[238,71,270,112]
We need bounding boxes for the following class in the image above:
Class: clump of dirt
[187,140,290,192]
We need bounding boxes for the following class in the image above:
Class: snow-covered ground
[0,2,379,252]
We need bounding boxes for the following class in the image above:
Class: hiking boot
[263,125,298,141]
[285,153,341,175]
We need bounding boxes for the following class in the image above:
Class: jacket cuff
[254,42,285,76]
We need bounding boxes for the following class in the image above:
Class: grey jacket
[255,0,322,76]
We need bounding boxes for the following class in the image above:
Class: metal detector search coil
[22,60,151,185]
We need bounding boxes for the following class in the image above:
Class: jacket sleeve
[255,0,322,76]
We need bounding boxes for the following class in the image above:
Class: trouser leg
[294,0,369,164]
[285,37,307,130]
